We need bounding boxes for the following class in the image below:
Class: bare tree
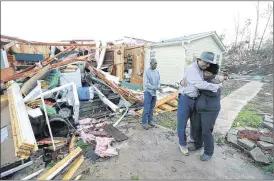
[251,1,260,51]
[233,13,240,47]
[257,3,273,52]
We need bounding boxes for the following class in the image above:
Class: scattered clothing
[79,118,93,125]
[95,137,118,157]
[80,130,96,143]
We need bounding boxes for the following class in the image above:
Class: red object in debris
[237,130,273,142]
[44,100,56,106]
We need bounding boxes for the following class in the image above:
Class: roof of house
[152,31,227,52]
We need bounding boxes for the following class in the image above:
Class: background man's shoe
[179,145,190,156]
[148,122,156,127]
[200,154,212,161]
[141,124,149,130]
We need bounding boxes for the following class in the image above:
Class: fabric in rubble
[95,137,118,157]
[80,130,96,143]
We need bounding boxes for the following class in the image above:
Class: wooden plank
[159,104,176,111]
[113,46,124,81]
[69,134,77,153]
[0,67,15,82]
[96,42,106,70]
[93,86,119,112]
[1,94,9,109]
[37,147,82,180]
[103,124,128,142]
[166,100,178,107]
[62,155,84,180]
[155,92,178,107]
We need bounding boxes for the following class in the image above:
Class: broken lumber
[136,92,178,116]
[74,174,82,180]
[37,147,82,180]
[96,41,106,70]
[7,81,38,158]
[20,65,50,96]
[0,160,33,178]
[42,46,75,66]
[62,155,84,180]
[69,134,77,153]
[21,168,45,180]
[3,55,88,82]
[155,92,178,107]
[93,86,119,112]
[1,94,8,109]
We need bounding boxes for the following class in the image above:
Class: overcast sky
[1,1,272,45]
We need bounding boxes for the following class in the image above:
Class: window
[216,54,220,64]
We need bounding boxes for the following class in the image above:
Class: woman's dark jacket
[195,89,221,113]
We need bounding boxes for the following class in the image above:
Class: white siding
[185,36,223,68]
[145,44,186,85]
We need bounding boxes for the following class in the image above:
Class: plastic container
[77,87,90,101]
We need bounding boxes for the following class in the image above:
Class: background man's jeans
[141,91,157,125]
[177,94,195,146]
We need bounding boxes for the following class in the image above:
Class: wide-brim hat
[197,52,215,64]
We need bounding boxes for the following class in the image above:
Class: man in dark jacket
[190,63,225,161]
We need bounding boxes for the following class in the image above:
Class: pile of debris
[226,115,273,165]
[0,35,179,179]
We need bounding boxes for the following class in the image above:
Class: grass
[232,110,262,128]
[263,160,274,174]
[130,176,139,180]
[215,137,225,146]
[156,112,178,131]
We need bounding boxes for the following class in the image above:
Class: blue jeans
[177,94,195,146]
[192,111,219,156]
[141,91,157,124]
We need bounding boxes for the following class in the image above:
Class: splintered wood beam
[4,56,88,82]
[37,147,82,180]
[158,104,177,111]
[69,134,77,153]
[166,100,178,107]
[42,46,76,66]
[62,155,84,180]
[93,86,119,112]
[155,92,178,107]
[20,65,50,96]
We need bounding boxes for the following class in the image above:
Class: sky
[1,1,273,45]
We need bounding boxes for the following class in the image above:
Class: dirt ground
[77,123,273,179]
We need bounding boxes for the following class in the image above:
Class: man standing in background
[141,58,162,130]
[177,52,221,156]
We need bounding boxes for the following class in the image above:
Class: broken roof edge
[158,31,227,52]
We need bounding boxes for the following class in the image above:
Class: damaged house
[143,31,227,85]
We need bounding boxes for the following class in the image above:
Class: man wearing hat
[177,52,221,156]
[190,63,227,161]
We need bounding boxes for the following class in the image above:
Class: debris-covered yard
[0,35,273,180]
[0,35,181,180]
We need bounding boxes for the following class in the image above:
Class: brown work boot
[141,124,149,130]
